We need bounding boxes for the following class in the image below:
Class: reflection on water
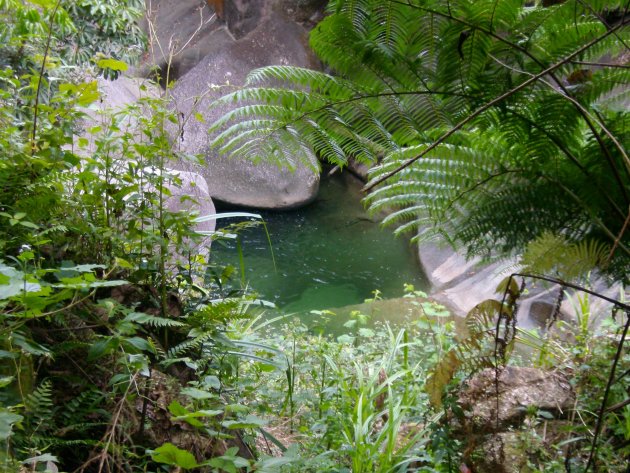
[211,173,429,314]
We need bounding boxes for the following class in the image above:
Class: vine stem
[363,17,629,192]
[606,205,630,264]
[502,273,630,471]
[31,0,63,155]
[585,310,630,471]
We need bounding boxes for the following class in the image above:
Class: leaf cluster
[211,0,630,281]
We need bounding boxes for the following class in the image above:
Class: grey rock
[139,0,327,82]
[419,240,518,319]
[528,299,568,327]
[418,239,482,290]
[345,157,370,182]
[75,76,160,155]
[140,0,222,82]
[163,169,217,268]
[274,0,328,23]
[170,13,320,209]
[418,235,622,330]
[96,75,161,109]
[457,366,575,432]
[221,0,328,34]
[472,432,529,473]
[76,76,217,260]
[223,0,266,38]
[468,420,574,473]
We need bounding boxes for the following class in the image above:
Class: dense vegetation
[211,0,630,281]
[0,0,628,472]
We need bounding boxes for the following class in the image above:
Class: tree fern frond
[521,231,611,281]
[209,106,296,134]
[24,380,55,436]
[210,0,630,279]
[166,331,215,359]
[124,311,186,328]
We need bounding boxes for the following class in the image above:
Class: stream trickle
[211,173,429,317]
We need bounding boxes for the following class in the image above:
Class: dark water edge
[210,172,429,319]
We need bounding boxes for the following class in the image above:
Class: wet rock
[169,13,320,209]
[457,366,575,432]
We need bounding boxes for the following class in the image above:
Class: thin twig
[31,0,63,155]
[571,60,630,69]
[606,205,630,264]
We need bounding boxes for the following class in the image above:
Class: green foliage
[211,0,630,281]
[0,0,145,76]
[0,3,257,470]
[60,0,146,67]
[224,292,465,472]
[1,1,628,472]
[521,232,611,280]
[151,442,199,470]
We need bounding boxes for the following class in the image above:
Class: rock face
[417,237,622,330]
[96,75,161,109]
[418,240,519,316]
[164,170,217,266]
[79,76,217,256]
[458,366,575,432]
[140,0,222,82]
[454,366,575,473]
[275,0,328,23]
[169,12,320,209]
[140,0,327,81]
[222,0,265,38]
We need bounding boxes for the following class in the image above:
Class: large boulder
[139,0,222,82]
[457,366,575,432]
[220,0,328,35]
[139,0,328,82]
[453,366,576,473]
[169,13,320,209]
[77,76,217,257]
[222,0,266,38]
[417,237,622,330]
[274,0,328,23]
[163,169,217,267]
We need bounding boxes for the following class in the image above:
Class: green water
[212,173,428,314]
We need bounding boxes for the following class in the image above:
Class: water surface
[211,173,428,315]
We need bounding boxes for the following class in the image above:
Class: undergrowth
[0,1,628,472]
